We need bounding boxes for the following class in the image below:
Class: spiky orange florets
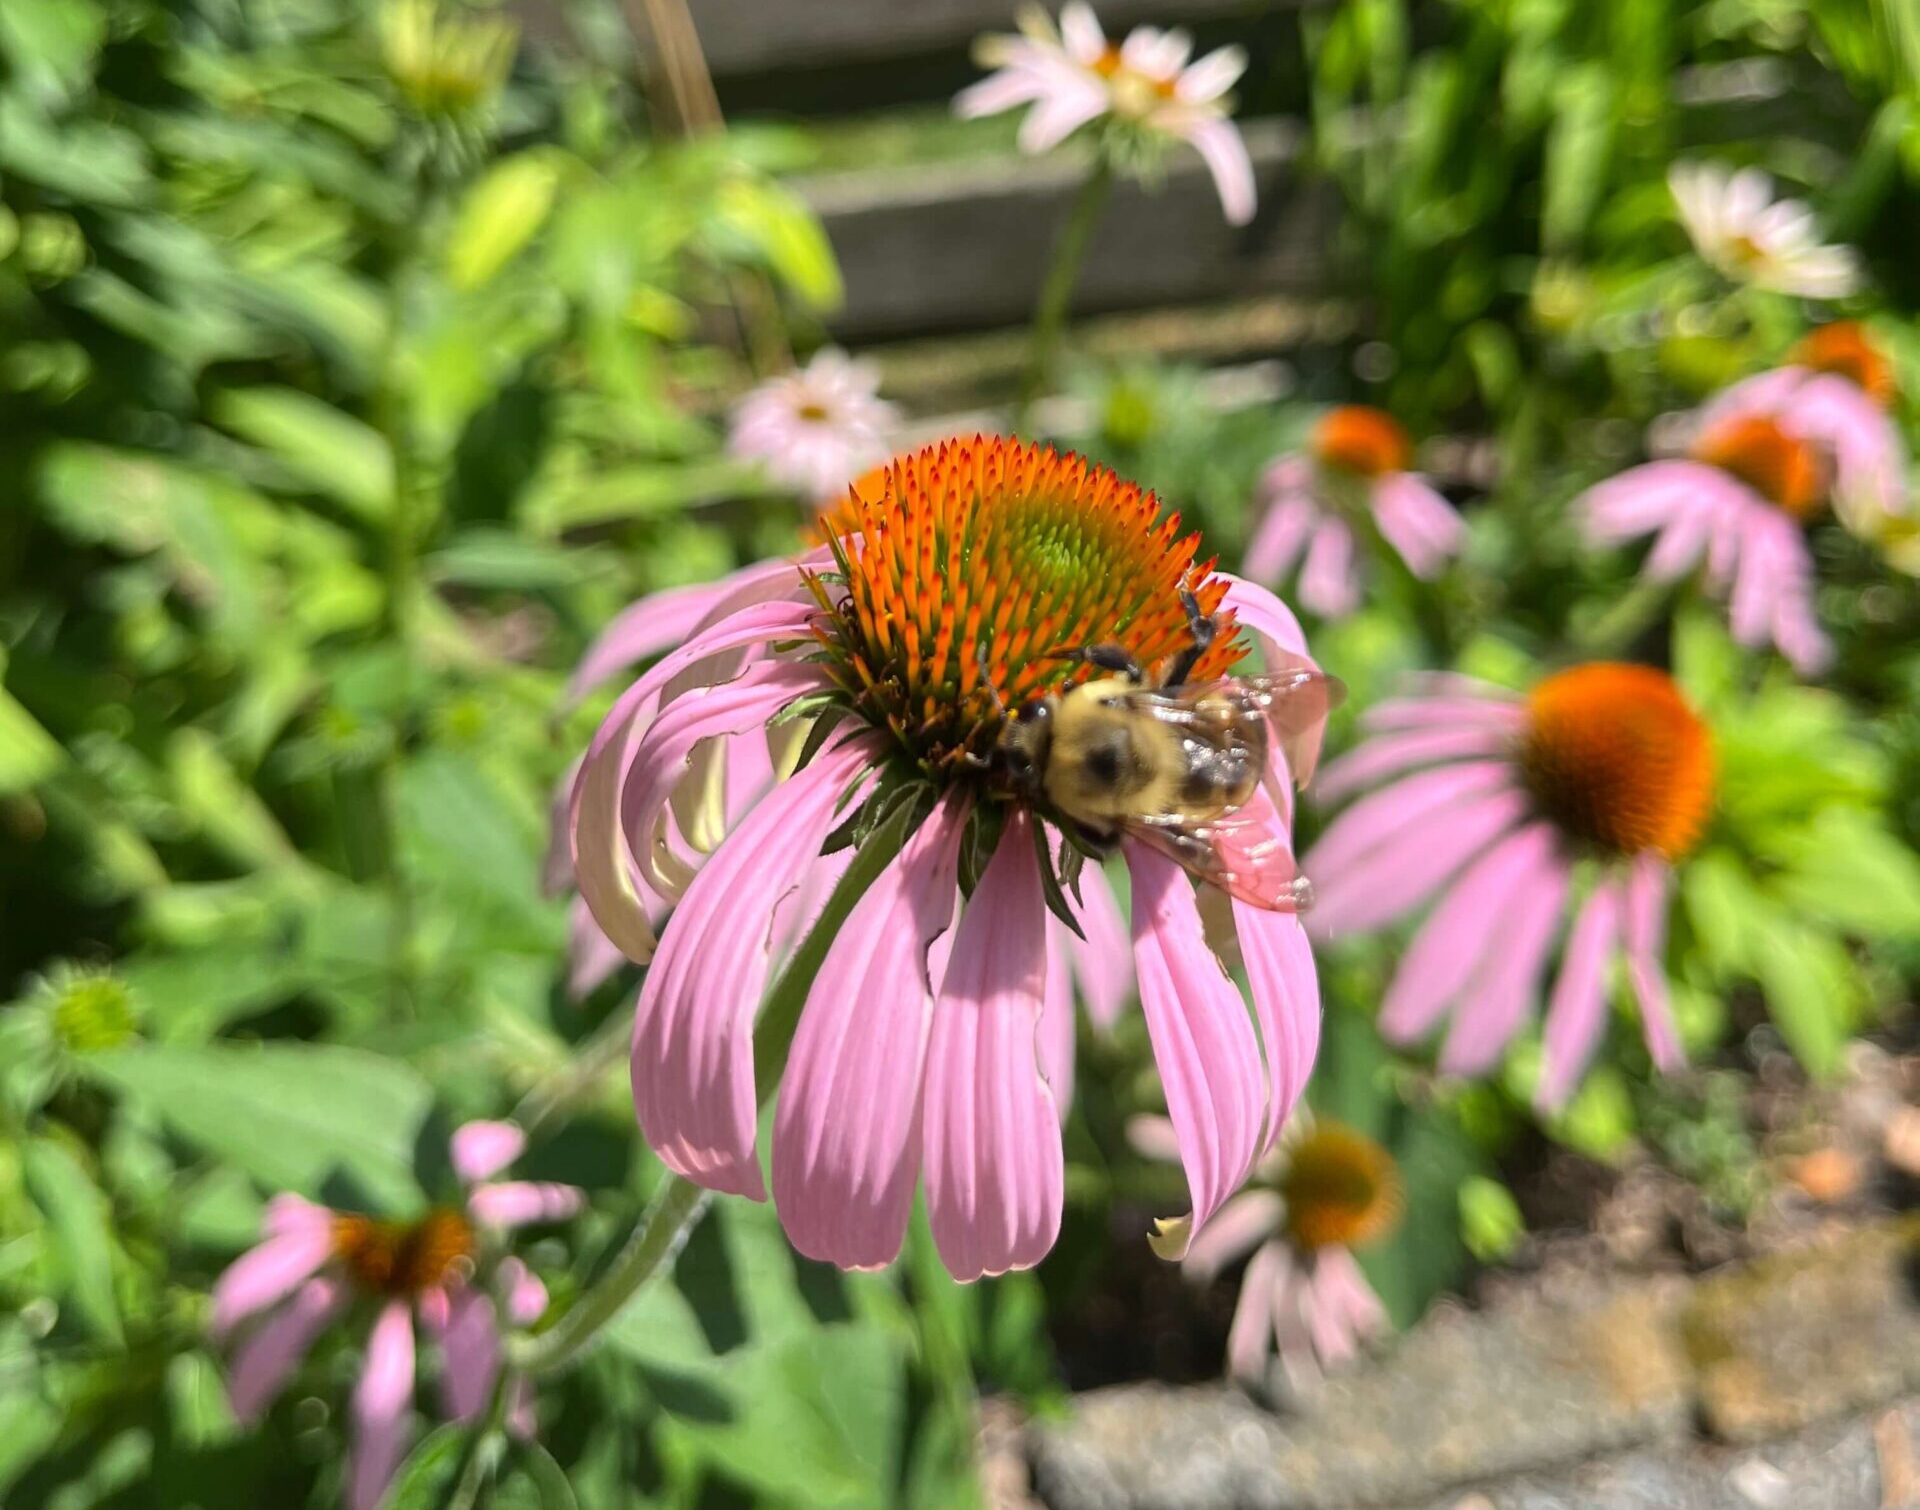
[815,436,1245,776]
[1279,1122,1402,1253]
[332,1209,475,1297]
[1521,664,1714,862]
[1312,406,1412,479]
[1796,322,1895,407]
[1691,414,1826,519]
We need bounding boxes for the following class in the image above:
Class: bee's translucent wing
[1216,662,1345,790]
[1119,802,1313,913]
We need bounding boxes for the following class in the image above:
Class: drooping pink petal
[1125,1112,1184,1165]
[1245,492,1317,583]
[1019,80,1111,153]
[1314,723,1516,805]
[1233,901,1321,1153]
[263,1192,334,1240]
[632,737,878,1201]
[430,1286,501,1425]
[1311,784,1531,937]
[1064,858,1133,1028]
[1217,571,1312,660]
[1181,1189,1283,1283]
[1579,461,1744,543]
[1298,517,1361,618]
[772,796,969,1271]
[570,598,819,963]
[349,1301,416,1510]
[1378,821,1559,1044]
[450,1121,525,1185]
[1361,691,1527,735]
[1226,1240,1285,1380]
[564,577,744,709]
[1624,853,1684,1072]
[566,899,627,1001]
[210,1225,336,1340]
[1306,761,1515,906]
[226,1277,346,1422]
[1536,881,1622,1110]
[621,658,832,899]
[923,811,1062,1282]
[1438,849,1570,1075]
[1182,116,1257,226]
[467,1181,585,1229]
[1039,921,1079,1118]
[1124,843,1266,1259]
[1369,472,1465,578]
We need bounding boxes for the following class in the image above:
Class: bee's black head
[995,697,1052,793]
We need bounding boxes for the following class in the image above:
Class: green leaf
[713,176,843,311]
[213,388,395,521]
[384,1423,471,1510]
[449,153,562,290]
[23,1136,121,1343]
[1458,1175,1525,1262]
[504,1441,580,1510]
[89,1042,430,1212]
[0,678,62,793]
[521,457,771,532]
[1681,848,1772,979]
[0,0,105,95]
[1540,63,1614,252]
[1752,925,1854,1078]
[168,730,299,871]
[1771,808,1920,940]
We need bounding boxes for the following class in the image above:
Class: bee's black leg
[1164,586,1218,687]
[1051,642,1145,682]
[976,641,1009,719]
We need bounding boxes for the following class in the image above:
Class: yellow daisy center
[1279,1122,1403,1252]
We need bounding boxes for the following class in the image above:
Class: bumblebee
[996,590,1340,911]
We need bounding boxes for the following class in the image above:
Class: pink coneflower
[1699,322,1909,533]
[1134,1114,1397,1384]
[211,1122,581,1510]
[1578,398,1835,674]
[569,436,1330,1279]
[1246,406,1466,619]
[727,348,898,506]
[1307,663,1716,1107]
[955,2,1258,225]
[1669,161,1861,299]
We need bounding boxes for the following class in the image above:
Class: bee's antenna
[976,641,1009,719]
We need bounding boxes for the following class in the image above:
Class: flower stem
[1573,578,1671,659]
[520,1174,710,1376]
[1016,156,1115,428]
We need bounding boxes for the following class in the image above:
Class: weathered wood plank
[802,118,1333,339]
[686,0,1300,77]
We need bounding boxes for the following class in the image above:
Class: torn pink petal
[1125,843,1266,1257]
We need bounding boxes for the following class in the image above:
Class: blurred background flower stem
[1017,157,1115,428]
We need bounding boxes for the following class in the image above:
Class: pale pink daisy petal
[226,1277,346,1422]
[1377,821,1559,1044]
[1182,115,1257,226]
[1437,848,1571,1075]
[348,1301,416,1510]
[467,1181,585,1229]
[1298,517,1361,618]
[1176,44,1247,104]
[499,1257,549,1328]
[1125,843,1266,1259]
[1536,881,1623,1110]
[1310,783,1532,937]
[1063,859,1133,1029]
[1624,854,1685,1072]
[210,1224,337,1340]
[923,811,1062,1282]
[1244,493,1317,582]
[1059,0,1105,62]
[564,576,744,709]
[1369,472,1465,578]
[631,737,877,1200]
[431,1286,501,1425]
[1226,1239,1286,1380]
[772,797,969,1271]
[1182,1189,1284,1284]
[262,1192,334,1240]
[450,1121,525,1185]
